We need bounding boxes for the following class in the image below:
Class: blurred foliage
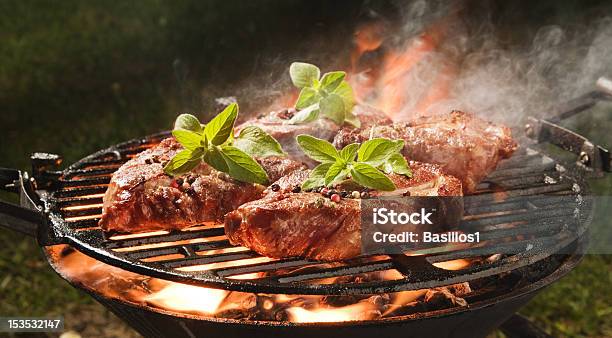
[0,1,610,338]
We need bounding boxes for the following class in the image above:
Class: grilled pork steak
[333,110,517,192]
[99,138,305,233]
[224,161,463,261]
[237,104,391,164]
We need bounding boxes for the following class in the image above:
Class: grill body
[11,132,589,296]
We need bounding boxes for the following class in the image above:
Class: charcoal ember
[365,294,391,307]
[383,301,428,317]
[321,294,367,307]
[214,309,257,320]
[446,282,471,297]
[424,286,468,307]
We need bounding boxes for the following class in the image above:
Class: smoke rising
[357,0,612,125]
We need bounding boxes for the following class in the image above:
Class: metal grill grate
[39,133,592,295]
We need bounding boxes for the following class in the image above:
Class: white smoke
[364,1,612,125]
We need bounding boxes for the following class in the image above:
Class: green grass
[0,1,610,337]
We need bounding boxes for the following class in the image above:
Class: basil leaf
[289,62,320,88]
[203,146,229,173]
[219,145,269,184]
[295,87,319,110]
[302,162,332,191]
[288,103,320,125]
[296,134,340,163]
[172,129,203,150]
[324,161,349,186]
[339,143,359,162]
[358,138,404,167]
[320,71,346,92]
[319,93,345,125]
[333,81,355,113]
[384,153,412,177]
[234,126,285,158]
[350,162,396,191]
[204,103,238,146]
[174,113,203,133]
[163,148,203,176]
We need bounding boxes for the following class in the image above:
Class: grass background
[0,1,610,337]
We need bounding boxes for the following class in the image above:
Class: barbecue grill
[1,84,610,337]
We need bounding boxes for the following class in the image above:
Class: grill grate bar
[54,186,107,198]
[256,260,396,284]
[426,234,570,263]
[125,240,233,260]
[104,227,226,249]
[460,203,576,228]
[55,196,104,207]
[159,251,262,269]
[213,258,312,278]
[59,177,110,187]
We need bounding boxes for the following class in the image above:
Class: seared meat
[237,104,391,164]
[333,110,517,192]
[224,161,462,261]
[99,138,305,233]
[256,156,307,183]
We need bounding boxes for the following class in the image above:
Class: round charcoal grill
[0,89,609,296]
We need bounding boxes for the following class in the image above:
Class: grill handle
[526,77,612,174]
[0,168,46,238]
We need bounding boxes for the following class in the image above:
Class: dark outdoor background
[1,1,611,337]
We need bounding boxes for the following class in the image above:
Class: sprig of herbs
[164,103,285,184]
[288,62,360,127]
[296,135,412,191]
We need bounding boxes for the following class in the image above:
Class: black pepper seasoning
[292,185,301,193]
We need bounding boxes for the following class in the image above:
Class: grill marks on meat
[236,104,391,164]
[226,193,362,261]
[99,138,305,233]
[333,111,517,192]
[224,161,462,261]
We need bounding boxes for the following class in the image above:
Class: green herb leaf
[174,113,203,133]
[163,148,204,176]
[333,81,355,110]
[350,162,396,191]
[324,161,349,186]
[289,63,356,127]
[204,103,238,145]
[319,93,345,125]
[382,153,412,177]
[358,138,404,167]
[290,62,320,88]
[333,81,358,127]
[339,143,359,162]
[302,162,332,191]
[295,87,319,110]
[288,103,320,124]
[320,71,346,92]
[219,145,269,184]
[296,134,340,163]
[203,146,229,173]
[172,129,203,150]
[234,126,285,158]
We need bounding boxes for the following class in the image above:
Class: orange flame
[48,245,474,323]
